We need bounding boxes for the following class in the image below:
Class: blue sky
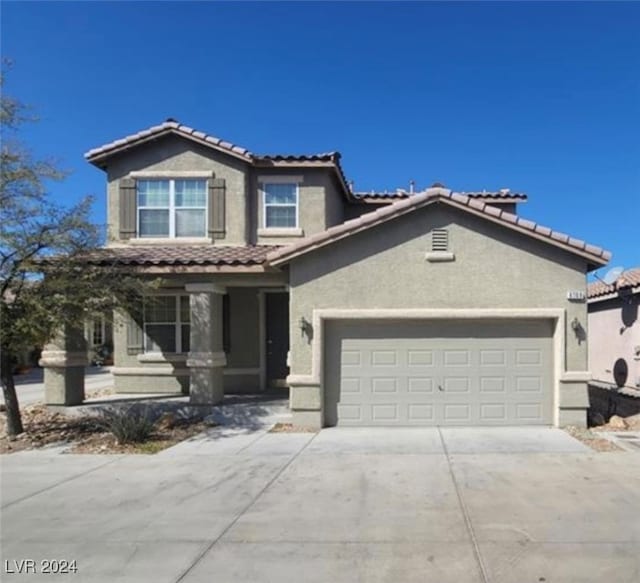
[3,1,639,274]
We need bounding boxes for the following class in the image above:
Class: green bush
[98,407,155,445]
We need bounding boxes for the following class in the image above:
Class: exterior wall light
[298,317,313,342]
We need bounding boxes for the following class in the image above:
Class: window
[137,179,207,238]
[143,295,191,353]
[90,318,105,347]
[262,182,298,228]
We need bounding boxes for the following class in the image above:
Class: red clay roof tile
[80,245,279,267]
[588,267,640,299]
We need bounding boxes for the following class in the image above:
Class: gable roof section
[85,120,254,165]
[85,120,354,200]
[266,187,610,269]
[588,267,640,300]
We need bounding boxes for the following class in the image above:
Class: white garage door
[324,320,554,426]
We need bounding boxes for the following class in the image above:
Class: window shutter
[208,177,226,238]
[126,297,144,355]
[431,229,449,252]
[119,177,137,240]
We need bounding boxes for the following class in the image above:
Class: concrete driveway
[1,427,639,582]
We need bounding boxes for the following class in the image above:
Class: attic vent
[431,229,449,252]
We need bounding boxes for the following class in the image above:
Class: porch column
[39,323,88,405]
[185,283,226,404]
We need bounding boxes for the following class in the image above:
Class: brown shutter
[119,177,137,240]
[208,177,226,238]
[126,297,144,355]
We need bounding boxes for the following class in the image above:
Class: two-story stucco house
[39,120,611,428]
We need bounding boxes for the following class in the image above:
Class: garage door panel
[408,377,435,392]
[408,350,434,366]
[480,403,507,421]
[371,378,399,393]
[480,377,506,393]
[443,377,471,393]
[326,319,553,427]
[480,349,507,366]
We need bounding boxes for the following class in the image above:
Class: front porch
[39,280,291,407]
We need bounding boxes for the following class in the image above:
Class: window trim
[142,294,191,355]
[136,178,208,239]
[89,317,106,347]
[259,177,300,230]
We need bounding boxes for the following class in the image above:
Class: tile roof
[85,120,254,163]
[85,120,354,201]
[255,153,341,163]
[267,187,611,268]
[353,190,527,204]
[85,120,345,169]
[588,267,640,299]
[79,245,278,267]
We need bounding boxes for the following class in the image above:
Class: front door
[265,292,289,387]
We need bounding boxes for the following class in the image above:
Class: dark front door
[266,292,289,386]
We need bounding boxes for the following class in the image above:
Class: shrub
[98,406,155,445]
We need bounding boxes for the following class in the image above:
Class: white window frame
[137,179,208,239]
[260,176,300,230]
[143,294,191,354]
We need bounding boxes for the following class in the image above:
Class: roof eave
[267,195,610,269]
[588,285,640,303]
[85,127,253,169]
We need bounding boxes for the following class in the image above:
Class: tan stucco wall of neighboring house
[106,135,250,245]
[588,294,640,389]
[287,204,590,427]
[253,168,346,245]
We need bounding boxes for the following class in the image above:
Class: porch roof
[81,245,280,267]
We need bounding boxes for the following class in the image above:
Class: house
[39,120,611,428]
[588,268,640,392]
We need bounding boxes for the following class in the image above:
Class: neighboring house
[39,119,611,427]
[86,315,114,365]
[588,268,640,392]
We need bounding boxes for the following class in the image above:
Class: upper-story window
[262,181,299,229]
[137,179,207,238]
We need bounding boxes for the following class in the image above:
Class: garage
[324,319,554,426]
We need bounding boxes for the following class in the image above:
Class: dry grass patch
[269,422,317,433]
[564,426,623,452]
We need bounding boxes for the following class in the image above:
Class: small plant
[98,406,155,445]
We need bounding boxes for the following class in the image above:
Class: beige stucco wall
[588,294,640,388]
[287,204,591,426]
[104,136,349,247]
[226,287,261,368]
[106,135,250,245]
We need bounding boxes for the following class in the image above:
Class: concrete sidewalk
[2,367,115,407]
[1,427,638,582]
